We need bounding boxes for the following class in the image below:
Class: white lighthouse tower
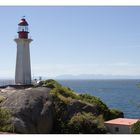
[14,17,32,85]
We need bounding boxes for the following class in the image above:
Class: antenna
[22,15,26,18]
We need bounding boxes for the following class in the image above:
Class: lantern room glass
[18,25,28,32]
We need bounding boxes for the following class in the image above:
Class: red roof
[104,118,139,126]
[18,18,28,26]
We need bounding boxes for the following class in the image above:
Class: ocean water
[57,79,140,119]
[0,79,14,86]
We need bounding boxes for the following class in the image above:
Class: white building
[104,118,138,134]
[14,18,32,85]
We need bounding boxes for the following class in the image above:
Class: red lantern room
[18,18,29,39]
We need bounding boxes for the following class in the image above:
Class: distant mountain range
[1,74,140,80]
[53,74,140,79]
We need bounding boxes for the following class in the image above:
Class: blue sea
[1,79,140,119]
[57,79,140,119]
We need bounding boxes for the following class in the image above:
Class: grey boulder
[0,87,55,134]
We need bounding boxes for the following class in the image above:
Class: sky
[0,6,140,78]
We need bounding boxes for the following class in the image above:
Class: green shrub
[0,108,13,132]
[131,120,140,134]
[110,109,124,119]
[103,108,124,121]
[66,112,106,134]
[43,79,62,89]
[51,86,79,100]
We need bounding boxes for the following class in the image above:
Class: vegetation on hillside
[42,79,123,134]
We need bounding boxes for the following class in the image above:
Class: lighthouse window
[18,26,28,32]
[18,26,22,31]
[25,26,28,31]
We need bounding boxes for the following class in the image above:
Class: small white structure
[14,18,32,85]
[104,118,138,134]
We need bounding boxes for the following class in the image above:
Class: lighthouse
[14,17,32,85]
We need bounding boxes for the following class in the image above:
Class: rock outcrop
[66,100,100,119]
[0,87,55,134]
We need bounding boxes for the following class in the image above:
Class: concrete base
[0,84,33,89]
